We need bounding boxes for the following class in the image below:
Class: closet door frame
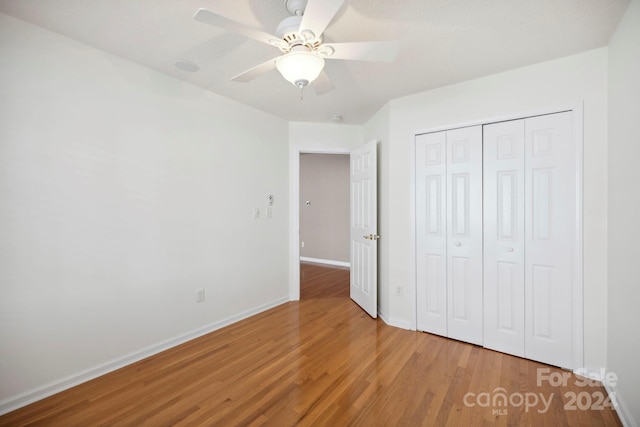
[410,103,583,370]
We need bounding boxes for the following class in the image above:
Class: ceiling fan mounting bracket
[284,0,308,16]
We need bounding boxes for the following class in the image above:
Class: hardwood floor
[0,263,622,426]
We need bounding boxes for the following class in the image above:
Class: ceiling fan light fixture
[276,50,325,88]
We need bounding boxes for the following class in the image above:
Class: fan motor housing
[276,15,303,39]
[276,15,321,52]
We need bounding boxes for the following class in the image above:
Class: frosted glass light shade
[276,51,325,87]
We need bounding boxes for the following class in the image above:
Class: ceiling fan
[194,0,399,96]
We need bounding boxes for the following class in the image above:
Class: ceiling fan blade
[311,71,334,95]
[322,41,399,62]
[194,8,278,46]
[231,57,279,82]
[299,0,345,39]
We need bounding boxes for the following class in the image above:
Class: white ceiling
[0,0,629,124]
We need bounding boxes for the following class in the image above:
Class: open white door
[350,141,378,318]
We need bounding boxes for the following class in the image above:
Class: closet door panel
[416,132,447,335]
[524,112,575,368]
[446,126,483,345]
[483,120,526,357]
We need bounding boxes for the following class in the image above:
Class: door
[524,112,575,368]
[350,140,378,318]
[483,112,576,368]
[416,126,483,345]
[483,119,526,357]
[416,132,447,335]
[445,126,483,345]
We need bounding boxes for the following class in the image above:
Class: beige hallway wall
[300,154,350,263]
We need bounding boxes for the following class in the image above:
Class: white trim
[572,103,585,371]
[289,146,301,301]
[604,381,637,427]
[377,308,390,325]
[409,128,418,331]
[289,146,352,301]
[0,296,289,416]
[300,257,350,267]
[411,102,584,369]
[413,103,580,137]
[574,367,636,427]
[378,310,413,330]
[388,318,413,330]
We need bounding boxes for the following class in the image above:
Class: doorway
[299,153,350,299]
[289,147,351,301]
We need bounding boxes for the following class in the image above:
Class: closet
[415,111,578,369]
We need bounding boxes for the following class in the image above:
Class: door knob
[507,247,514,252]
[455,242,461,247]
[363,234,381,240]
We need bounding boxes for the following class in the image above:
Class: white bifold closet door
[483,120,526,357]
[416,126,483,346]
[483,111,575,368]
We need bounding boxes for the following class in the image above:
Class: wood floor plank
[0,263,623,426]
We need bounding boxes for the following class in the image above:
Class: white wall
[0,13,289,411]
[607,0,640,425]
[289,122,364,152]
[288,122,363,299]
[365,48,609,369]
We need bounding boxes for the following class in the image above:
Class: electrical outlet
[301,241,305,248]
[196,288,205,303]
[395,286,404,297]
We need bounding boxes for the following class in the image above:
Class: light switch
[253,208,260,219]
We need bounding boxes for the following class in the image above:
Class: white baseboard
[387,318,412,330]
[377,309,412,330]
[377,308,390,325]
[604,381,638,427]
[573,367,637,427]
[300,257,350,268]
[0,296,289,416]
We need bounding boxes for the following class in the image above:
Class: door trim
[410,102,584,370]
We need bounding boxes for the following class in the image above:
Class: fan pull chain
[294,79,308,100]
